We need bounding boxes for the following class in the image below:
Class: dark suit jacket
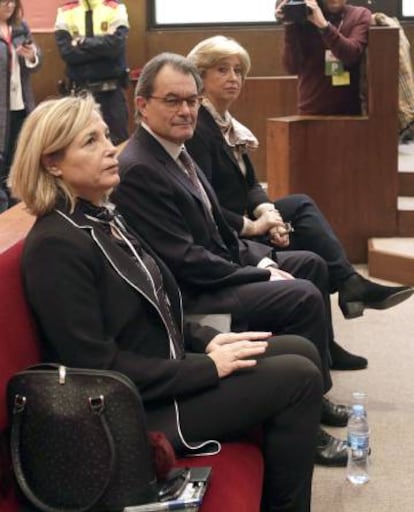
[112,127,271,304]
[185,106,270,234]
[23,204,221,449]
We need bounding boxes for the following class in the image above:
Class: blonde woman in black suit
[9,94,324,512]
[186,35,412,371]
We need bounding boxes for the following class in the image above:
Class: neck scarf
[76,197,116,222]
[202,97,259,153]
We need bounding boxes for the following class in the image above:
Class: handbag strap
[10,395,116,512]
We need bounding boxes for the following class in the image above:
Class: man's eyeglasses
[0,0,16,6]
[148,95,202,111]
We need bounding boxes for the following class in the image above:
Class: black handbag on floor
[7,364,157,512]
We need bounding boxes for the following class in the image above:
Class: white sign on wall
[402,0,414,17]
[153,0,277,24]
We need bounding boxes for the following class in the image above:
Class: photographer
[275,0,371,115]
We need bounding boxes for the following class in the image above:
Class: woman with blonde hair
[9,94,324,512]
[186,35,412,371]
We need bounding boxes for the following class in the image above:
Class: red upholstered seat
[0,489,19,512]
[0,241,40,431]
[0,240,263,512]
[177,442,263,511]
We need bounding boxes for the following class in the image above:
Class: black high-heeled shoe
[338,274,413,319]
[330,341,368,370]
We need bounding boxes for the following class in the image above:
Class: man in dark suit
[112,52,349,467]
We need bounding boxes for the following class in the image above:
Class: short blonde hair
[8,94,101,217]
[187,35,251,79]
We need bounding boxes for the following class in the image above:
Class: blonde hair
[8,94,101,217]
[187,35,251,79]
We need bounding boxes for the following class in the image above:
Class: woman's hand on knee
[249,210,284,237]
[207,340,268,378]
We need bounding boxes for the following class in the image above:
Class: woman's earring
[48,167,62,176]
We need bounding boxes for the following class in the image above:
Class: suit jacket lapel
[58,208,161,311]
[136,127,240,261]
[195,162,241,262]
[137,127,206,207]
[200,106,246,182]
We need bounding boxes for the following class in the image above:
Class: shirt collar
[141,122,183,161]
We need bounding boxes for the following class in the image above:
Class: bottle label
[347,433,369,450]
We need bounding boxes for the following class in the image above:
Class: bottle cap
[352,404,364,414]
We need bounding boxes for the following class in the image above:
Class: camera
[282,1,312,23]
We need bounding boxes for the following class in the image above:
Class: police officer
[55,0,130,144]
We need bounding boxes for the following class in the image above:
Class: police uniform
[55,0,130,144]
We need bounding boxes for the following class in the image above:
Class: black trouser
[179,336,323,512]
[185,250,332,392]
[273,194,355,292]
[94,87,129,146]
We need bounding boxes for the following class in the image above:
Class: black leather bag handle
[10,397,116,512]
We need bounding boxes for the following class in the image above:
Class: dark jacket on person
[186,105,269,235]
[282,5,372,115]
[22,202,221,451]
[112,126,272,307]
[54,0,129,85]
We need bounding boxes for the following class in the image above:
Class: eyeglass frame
[147,95,202,111]
[0,0,16,6]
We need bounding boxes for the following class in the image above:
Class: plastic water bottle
[346,404,370,485]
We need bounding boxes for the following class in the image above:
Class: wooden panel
[398,210,414,236]
[368,239,414,286]
[266,27,400,263]
[145,27,286,77]
[31,33,65,103]
[399,173,414,196]
[231,77,297,181]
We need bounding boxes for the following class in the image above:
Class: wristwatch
[318,22,331,34]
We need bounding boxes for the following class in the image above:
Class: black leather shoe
[330,340,368,371]
[338,273,413,319]
[315,428,348,467]
[321,397,349,427]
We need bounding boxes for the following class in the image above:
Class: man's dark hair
[135,52,203,100]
